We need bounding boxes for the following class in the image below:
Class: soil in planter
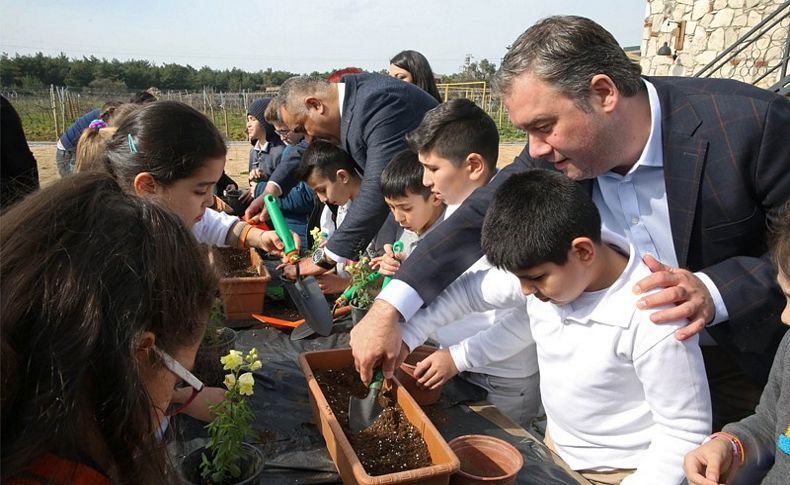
[314,366,432,476]
[215,247,259,277]
[262,298,303,321]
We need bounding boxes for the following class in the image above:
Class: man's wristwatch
[312,247,336,270]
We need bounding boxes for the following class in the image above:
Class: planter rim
[299,347,460,484]
[447,434,523,482]
[200,326,237,349]
[180,441,264,485]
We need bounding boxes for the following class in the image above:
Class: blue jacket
[59,109,100,150]
[254,141,314,248]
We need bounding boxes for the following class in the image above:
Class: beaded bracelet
[703,431,745,466]
[238,224,253,249]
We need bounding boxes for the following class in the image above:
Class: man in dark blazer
[244,73,438,270]
[351,16,789,429]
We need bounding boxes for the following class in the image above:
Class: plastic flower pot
[299,347,460,484]
[396,346,443,406]
[447,435,523,485]
[350,304,369,326]
[180,442,264,485]
[213,248,272,321]
[193,327,237,388]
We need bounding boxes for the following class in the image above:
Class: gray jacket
[724,330,790,483]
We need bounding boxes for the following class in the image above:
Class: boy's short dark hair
[482,169,601,271]
[406,98,498,171]
[296,141,358,182]
[380,150,432,200]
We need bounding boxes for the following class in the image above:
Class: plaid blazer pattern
[397,76,790,382]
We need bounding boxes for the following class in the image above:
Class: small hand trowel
[348,368,385,433]
[263,194,333,340]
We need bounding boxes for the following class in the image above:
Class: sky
[1,0,647,75]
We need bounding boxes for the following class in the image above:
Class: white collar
[337,82,345,121]
[444,204,460,219]
[623,79,663,174]
[557,234,639,328]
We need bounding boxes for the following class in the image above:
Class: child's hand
[683,436,738,485]
[316,273,351,294]
[248,168,264,183]
[239,188,254,205]
[413,349,458,390]
[250,229,300,263]
[277,257,327,279]
[372,243,406,276]
[279,263,297,280]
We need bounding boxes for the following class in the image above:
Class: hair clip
[88,119,108,130]
[127,133,139,154]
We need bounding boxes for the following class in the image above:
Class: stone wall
[640,0,788,89]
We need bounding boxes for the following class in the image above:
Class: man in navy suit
[352,15,789,430]
[244,73,438,271]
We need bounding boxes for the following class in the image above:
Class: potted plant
[181,348,265,485]
[210,247,272,322]
[193,298,237,387]
[345,255,379,325]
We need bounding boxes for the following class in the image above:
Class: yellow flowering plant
[200,348,262,483]
[345,253,378,309]
[308,226,327,254]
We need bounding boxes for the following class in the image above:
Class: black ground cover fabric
[171,321,580,484]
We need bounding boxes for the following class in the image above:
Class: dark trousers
[702,346,764,431]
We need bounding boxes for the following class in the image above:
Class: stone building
[640,0,788,90]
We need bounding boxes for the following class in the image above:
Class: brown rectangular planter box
[299,348,459,485]
[213,248,271,321]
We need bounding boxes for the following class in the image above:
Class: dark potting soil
[314,366,432,476]
[262,298,303,321]
[215,247,259,278]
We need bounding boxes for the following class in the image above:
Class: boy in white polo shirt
[401,169,711,484]
[377,98,541,427]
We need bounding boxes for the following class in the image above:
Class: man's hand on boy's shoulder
[633,254,715,341]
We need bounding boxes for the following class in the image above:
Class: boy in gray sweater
[684,203,790,485]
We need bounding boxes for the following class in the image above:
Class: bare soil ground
[31,142,526,189]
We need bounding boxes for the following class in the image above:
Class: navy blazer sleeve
[394,146,534,303]
[326,80,438,259]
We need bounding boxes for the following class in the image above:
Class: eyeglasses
[274,128,291,137]
[152,345,204,416]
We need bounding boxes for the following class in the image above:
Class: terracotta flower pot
[396,346,443,406]
[447,435,523,485]
[180,442,264,485]
[298,348,460,484]
[213,248,272,321]
[193,327,237,388]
